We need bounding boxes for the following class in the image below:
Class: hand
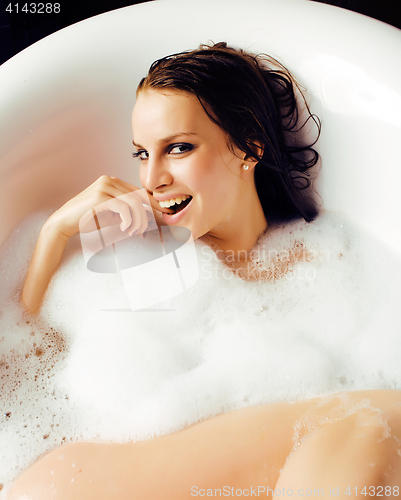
[46,175,173,241]
[22,175,175,314]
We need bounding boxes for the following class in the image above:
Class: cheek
[138,166,146,186]
[191,152,225,185]
[177,157,207,191]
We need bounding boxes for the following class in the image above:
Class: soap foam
[1,211,401,496]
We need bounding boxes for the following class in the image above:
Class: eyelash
[168,143,193,155]
[132,143,194,161]
[132,150,148,161]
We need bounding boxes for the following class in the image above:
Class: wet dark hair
[137,42,320,223]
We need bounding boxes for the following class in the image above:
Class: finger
[105,179,174,214]
[114,191,153,230]
[129,209,149,237]
[96,177,174,215]
[126,201,149,237]
[94,210,123,229]
[104,192,150,237]
[109,177,140,193]
[117,191,163,229]
[94,198,133,232]
[108,179,175,215]
[83,176,139,201]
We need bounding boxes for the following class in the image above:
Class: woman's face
[131,88,257,244]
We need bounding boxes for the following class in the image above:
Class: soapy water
[1,210,401,495]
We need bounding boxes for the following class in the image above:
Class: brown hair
[138,42,320,222]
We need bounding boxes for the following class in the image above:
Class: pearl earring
[242,164,249,171]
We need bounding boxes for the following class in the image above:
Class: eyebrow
[132,132,197,148]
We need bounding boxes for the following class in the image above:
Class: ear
[243,140,264,169]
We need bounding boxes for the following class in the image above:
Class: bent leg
[6,399,311,500]
[7,390,401,500]
[275,390,401,498]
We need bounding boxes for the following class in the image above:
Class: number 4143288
[345,485,399,496]
[6,3,61,13]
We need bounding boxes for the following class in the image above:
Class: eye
[132,150,148,161]
[168,143,193,155]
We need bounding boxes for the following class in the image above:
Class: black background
[0,0,400,65]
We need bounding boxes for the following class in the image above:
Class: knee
[327,405,401,486]
[277,407,400,490]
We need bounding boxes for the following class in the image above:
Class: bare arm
[20,175,173,315]
[21,218,69,314]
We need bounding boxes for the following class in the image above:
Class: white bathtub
[0,0,401,256]
[1,3,401,493]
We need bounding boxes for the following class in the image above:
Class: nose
[141,156,174,193]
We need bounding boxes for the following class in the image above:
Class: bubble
[1,211,401,496]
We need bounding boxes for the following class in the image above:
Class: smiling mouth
[160,196,193,214]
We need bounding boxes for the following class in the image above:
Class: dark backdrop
[1,0,400,65]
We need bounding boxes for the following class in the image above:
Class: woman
[12,43,401,498]
[21,42,318,313]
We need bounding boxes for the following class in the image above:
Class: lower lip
[162,198,193,225]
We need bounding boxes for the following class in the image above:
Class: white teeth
[159,195,190,208]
